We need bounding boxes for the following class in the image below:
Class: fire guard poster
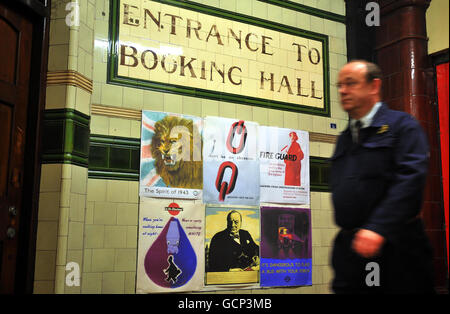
[202,116,260,206]
[259,126,310,204]
[260,206,312,287]
[136,198,205,293]
[205,206,260,286]
[139,110,203,199]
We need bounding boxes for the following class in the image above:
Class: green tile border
[107,0,331,117]
[88,134,140,181]
[42,109,90,167]
[258,0,346,24]
[87,132,330,192]
[310,156,330,192]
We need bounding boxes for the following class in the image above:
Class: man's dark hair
[226,210,242,222]
[348,59,383,82]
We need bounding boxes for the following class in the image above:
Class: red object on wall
[436,62,449,270]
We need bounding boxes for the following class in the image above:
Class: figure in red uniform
[284,132,304,186]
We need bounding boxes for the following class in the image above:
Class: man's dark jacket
[330,103,434,293]
[208,229,259,272]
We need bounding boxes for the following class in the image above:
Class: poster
[205,206,260,286]
[203,117,260,205]
[260,206,312,287]
[139,111,203,199]
[136,198,205,293]
[259,126,310,204]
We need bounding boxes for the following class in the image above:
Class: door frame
[0,0,50,294]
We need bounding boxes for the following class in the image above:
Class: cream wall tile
[283,112,298,129]
[81,272,103,294]
[319,143,334,158]
[126,226,138,248]
[66,250,83,268]
[38,192,60,221]
[143,90,164,111]
[313,246,330,266]
[91,249,115,272]
[58,207,70,236]
[298,114,313,131]
[116,204,138,225]
[83,249,92,272]
[45,85,67,110]
[67,222,84,250]
[236,0,252,15]
[114,249,137,271]
[54,265,65,293]
[128,182,139,204]
[320,228,338,247]
[92,61,106,83]
[93,202,117,225]
[34,251,56,281]
[218,102,236,118]
[267,108,283,126]
[84,225,105,248]
[102,272,125,294]
[33,281,54,294]
[91,82,102,104]
[252,0,267,19]
[107,180,130,203]
[40,164,62,192]
[90,115,109,135]
[130,120,141,138]
[48,45,69,71]
[101,84,123,107]
[60,179,71,208]
[71,166,88,194]
[164,94,183,114]
[252,106,268,125]
[124,272,136,294]
[109,117,131,137]
[183,96,202,117]
[330,0,345,15]
[55,236,68,266]
[87,179,107,202]
[236,104,253,121]
[36,222,58,250]
[201,99,219,117]
[123,87,143,110]
[104,226,128,248]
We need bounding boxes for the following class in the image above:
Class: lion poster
[140,111,203,199]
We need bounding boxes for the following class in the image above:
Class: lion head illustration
[151,115,203,189]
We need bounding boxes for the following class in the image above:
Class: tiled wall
[34,0,347,294]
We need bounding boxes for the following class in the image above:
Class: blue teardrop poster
[137,199,205,293]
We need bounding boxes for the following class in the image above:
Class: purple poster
[260,206,312,287]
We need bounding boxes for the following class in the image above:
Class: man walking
[330,60,435,293]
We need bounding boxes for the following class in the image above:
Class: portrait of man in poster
[207,210,260,272]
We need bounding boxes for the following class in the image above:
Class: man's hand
[352,229,385,258]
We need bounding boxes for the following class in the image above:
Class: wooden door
[0,2,33,294]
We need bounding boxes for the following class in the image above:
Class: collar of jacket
[343,103,390,136]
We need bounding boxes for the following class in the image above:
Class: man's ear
[371,78,382,95]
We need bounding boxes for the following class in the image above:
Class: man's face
[228,212,241,234]
[337,62,375,116]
